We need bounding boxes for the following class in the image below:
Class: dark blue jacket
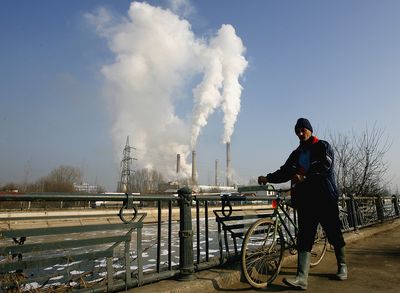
[266,137,339,202]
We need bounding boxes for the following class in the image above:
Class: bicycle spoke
[242,218,284,288]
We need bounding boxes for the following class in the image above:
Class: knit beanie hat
[295,118,313,133]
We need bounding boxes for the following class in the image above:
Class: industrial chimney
[176,154,181,174]
[192,150,197,186]
[226,142,231,186]
[215,159,218,186]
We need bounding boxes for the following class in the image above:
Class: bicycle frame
[269,193,299,250]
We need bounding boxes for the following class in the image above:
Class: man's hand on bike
[292,173,305,184]
[258,176,268,185]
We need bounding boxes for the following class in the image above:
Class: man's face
[295,127,312,142]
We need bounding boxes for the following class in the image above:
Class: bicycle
[241,186,327,288]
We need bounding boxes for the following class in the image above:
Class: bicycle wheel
[310,224,327,267]
[241,218,285,288]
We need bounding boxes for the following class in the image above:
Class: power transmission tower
[118,136,137,193]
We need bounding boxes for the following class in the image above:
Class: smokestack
[226,142,231,186]
[215,159,218,186]
[176,154,181,174]
[192,150,197,185]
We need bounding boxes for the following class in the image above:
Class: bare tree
[47,165,82,184]
[129,168,165,193]
[36,165,83,192]
[330,124,391,197]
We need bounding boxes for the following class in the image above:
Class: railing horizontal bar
[0,213,115,221]
[0,193,179,202]
[0,235,130,255]
[0,211,147,222]
[77,269,181,293]
[1,222,142,238]
[0,250,113,272]
[222,223,255,230]
[0,210,123,221]
[194,257,221,271]
[214,212,274,222]
[0,193,126,201]
[195,195,276,201]
[140,269,180,285]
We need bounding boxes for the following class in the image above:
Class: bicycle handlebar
[257,183,291,194]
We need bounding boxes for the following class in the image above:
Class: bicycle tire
[241,218,285,288]
[310,224,327,267]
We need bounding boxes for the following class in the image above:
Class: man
[258,118,347,290]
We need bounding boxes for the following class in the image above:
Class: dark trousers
[297,196,345,252]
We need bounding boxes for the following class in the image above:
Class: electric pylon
[117,136,137,193]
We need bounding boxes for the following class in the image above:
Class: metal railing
[0,188,399,292]
[340,194,400,231]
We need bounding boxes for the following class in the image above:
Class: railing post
[392,195,399,218]
[349,194,359,231]
[178,187,195,280]
[375,195,384,222]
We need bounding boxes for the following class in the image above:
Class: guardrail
[0,188,399,292]
[339,194,400,231]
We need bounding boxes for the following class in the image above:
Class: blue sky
[1,0,399,192]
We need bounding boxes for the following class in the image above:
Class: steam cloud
[86,1,247,181]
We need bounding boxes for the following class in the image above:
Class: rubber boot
[283,251,311,290]
[334,246,347,280]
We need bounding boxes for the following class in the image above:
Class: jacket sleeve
[308,141,334,177]
[266,151,298,183]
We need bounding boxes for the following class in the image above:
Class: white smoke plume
[218,25,248,144]
[86,1,247,181]
[191,24,248,146]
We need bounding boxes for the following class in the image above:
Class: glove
[258,176,268,185]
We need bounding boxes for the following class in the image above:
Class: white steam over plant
[87,1,247,181]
